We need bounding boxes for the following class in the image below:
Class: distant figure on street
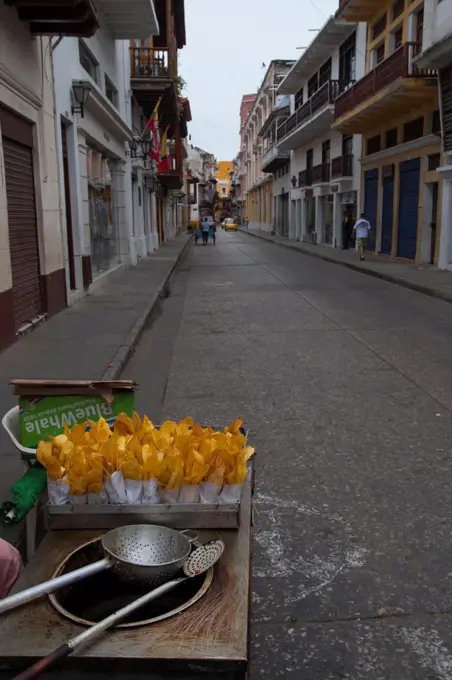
[341,211,352,250]
[210,221,216,245]
[194,226,202,245]
[201,217,210,245]
[353,212,371,261]
[245,216,249,229]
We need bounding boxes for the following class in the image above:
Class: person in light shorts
[353,212,372,261]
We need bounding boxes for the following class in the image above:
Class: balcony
[277,80,347,151]
[130,47,178,130]
[8,0,98,36]
[334,43,438,134]
[312,163,330,185]
[261,145,290,173]
[158,136,183,190]
[298,169,313,188]
[331,154,353,179]
[338,0,384,22]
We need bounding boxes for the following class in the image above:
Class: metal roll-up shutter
[3,137,42,330]
[364,168,378,250]
[381,172,394,255]
[397,158,420,260]
[440,66,452,153]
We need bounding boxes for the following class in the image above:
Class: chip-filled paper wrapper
[125,479,143,504]
[47,478,70,506]
[199,482,221,504]
[160,487,180,505]
[69,493,87,505]
[104,471,127,504]
[179,484,200,504]
[87,487,108,505]
[219,483,242,505]
[142,479,160,505]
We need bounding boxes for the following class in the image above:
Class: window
[392,0,404,20]
[416,8,424,48]
[432,109,441,134]
[295,87,304,111]
[342,134,353,156]
[391,26,403,52]
[319,58,332,87]
[375,42,386,65]
[385,128,398,148]
[322,140,330,165]
[403,116,424,142]
[79,40,98,83]
[428,153,440,171]
[308,73,318,99]
[339,31,356,85]
[105,74,118,108]
[367,135,381,155]
[306,148,313,169]
[371,12,387,41]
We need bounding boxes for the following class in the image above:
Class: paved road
[124,229,452,679]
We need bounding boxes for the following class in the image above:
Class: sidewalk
[0,232,191,545]
[241,228,452,304]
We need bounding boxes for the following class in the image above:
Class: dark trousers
[202,231,209,244]
[342,229,350,250]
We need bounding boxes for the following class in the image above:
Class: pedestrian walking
[210,222,216,245]
[353,212,372,261]
[201,217,210,245]
[195,227,202,245]
[341,211,351,250]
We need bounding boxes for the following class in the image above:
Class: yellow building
[335,0,442,264]
[215,160,234,199]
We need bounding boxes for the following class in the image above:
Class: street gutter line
[239,228,452,307]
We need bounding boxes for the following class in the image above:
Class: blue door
[381,176,394,255]
[398,158,420,260]
[364,169,378,251]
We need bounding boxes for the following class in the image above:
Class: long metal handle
[0,558,110,615]
[12,577,187,680]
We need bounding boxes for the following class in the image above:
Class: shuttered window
[3,137,42,330]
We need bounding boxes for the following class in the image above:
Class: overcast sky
[179,0,339,162]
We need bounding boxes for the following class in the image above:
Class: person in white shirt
[353,212,371,261]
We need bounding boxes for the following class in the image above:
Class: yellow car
[223,218,238,232]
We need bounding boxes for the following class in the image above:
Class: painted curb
[102,235,192,380]
[239,229,452,306]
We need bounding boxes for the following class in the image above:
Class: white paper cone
[178,484,200,504]
[219,484,242,505]
[160,487,180,505]
[69,494,87,505]
[47,478,70,506]
[125,479,143,505]
[104,470,127,504]
[199,482,221,504]
[142,479,160,505]
[87,486,108,505]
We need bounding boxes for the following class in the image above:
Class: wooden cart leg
[25,504,37,562]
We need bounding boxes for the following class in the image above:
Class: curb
[239,229,452,306]
[102,235,192,380]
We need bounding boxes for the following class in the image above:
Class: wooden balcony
[9,0,98,36]
[338,0,385,22]
[312,163,330,185]
[334,43,438,134]
[331,154,353,179]
[130,47,178,129]
[158,134,183,190]
[277,80,347,151]
[298,169,312,188]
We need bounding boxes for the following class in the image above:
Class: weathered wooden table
[0,471,254,679]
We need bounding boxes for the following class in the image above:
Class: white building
[276,17,367,247]
[0,0,101,350]
[53,2,159,302]
[416,0,452,270]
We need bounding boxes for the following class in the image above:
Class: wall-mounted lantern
[71,82,91,118]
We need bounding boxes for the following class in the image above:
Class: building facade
[0,0,101,349]
[244,61,295,233]
[238,94,256,223]
[335,0,441,265]
[416,0,452,269]
[277,17,366,246]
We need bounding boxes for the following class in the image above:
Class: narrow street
[124,230,452,679]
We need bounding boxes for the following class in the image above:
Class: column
[111,160,135,265]
[301,198,308,241]
[333,193,342,249]
[438,175,452,269]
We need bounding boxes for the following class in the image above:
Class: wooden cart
[0,467,254,680]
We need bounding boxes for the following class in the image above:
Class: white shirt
[354,219,371,238]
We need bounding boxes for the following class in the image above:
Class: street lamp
[71,82,91,118]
